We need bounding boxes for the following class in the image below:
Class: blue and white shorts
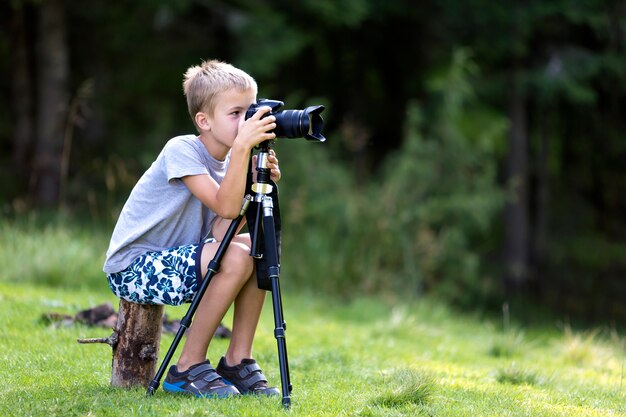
[106,240,213,306]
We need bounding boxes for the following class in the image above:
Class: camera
[246,99,326,142]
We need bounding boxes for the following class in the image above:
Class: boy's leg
[176,236,256,371]
[224,253,266,366]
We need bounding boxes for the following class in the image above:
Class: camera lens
[274,110,303,139]
[274,106,325,142]
[246,99,325,142]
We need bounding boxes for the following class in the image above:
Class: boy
[103,59,281,398]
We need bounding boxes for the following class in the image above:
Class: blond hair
[183,59,257,129]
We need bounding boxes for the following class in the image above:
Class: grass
[1,219,626,416]
[1,282,625,417]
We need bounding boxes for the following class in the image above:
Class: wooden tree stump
[110,299,164,388]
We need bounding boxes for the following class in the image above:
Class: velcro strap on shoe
[202,372,221,384]
[189,363,216,378]
[238,362,262,379]
[242,373,267,389]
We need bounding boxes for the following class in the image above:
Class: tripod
[147,140,292,408]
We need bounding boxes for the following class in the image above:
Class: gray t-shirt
[103,134,229,274]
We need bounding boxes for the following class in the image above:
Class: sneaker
[163,360,241,398]
[216,357,281,396]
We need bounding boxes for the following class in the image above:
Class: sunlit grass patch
[488,328,529,358]
[560,326,602,366]
[555,325,626,378]
[373,368,435,407]
[495,362,546,386]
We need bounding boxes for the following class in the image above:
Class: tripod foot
[282,396,291,408]
[146,380,159,397]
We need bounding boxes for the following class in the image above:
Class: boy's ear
[195,112,211,130]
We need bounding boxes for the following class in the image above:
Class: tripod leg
[147,205,248,397]
[260,196,292,408]
[265,255,292,394]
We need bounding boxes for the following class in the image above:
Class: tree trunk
[532,108,550,279]
[503,68,529,296]
[11,4,35,179]
[32,0,69,206]
[111,300,164,388]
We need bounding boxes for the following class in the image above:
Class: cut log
[110,299,164,388]
[76,300,232,389]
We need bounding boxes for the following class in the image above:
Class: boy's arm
[211,216,247,242]
[182,108,277,219]
[182,141,250,219]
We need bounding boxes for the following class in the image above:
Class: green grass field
[0,219,625,416]
[1,280,625,417]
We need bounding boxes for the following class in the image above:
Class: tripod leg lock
[274,328,285,339]
[207,259,220,274]
[268,266,280,278]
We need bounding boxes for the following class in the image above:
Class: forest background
[1,0,625,323]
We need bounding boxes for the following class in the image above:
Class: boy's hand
[267,149,281,183]
[253,149,281,183]
[236,106,277,150]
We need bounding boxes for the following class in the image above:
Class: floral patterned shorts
[106,240,214,306]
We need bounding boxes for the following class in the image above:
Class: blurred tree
[436,0,626,316]
[7,0,70,206]
[33,0,69,206]
[10,2,34,183]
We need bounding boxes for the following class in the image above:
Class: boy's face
[204,88,256,148]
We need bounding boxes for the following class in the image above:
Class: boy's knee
[222,242,254,279]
